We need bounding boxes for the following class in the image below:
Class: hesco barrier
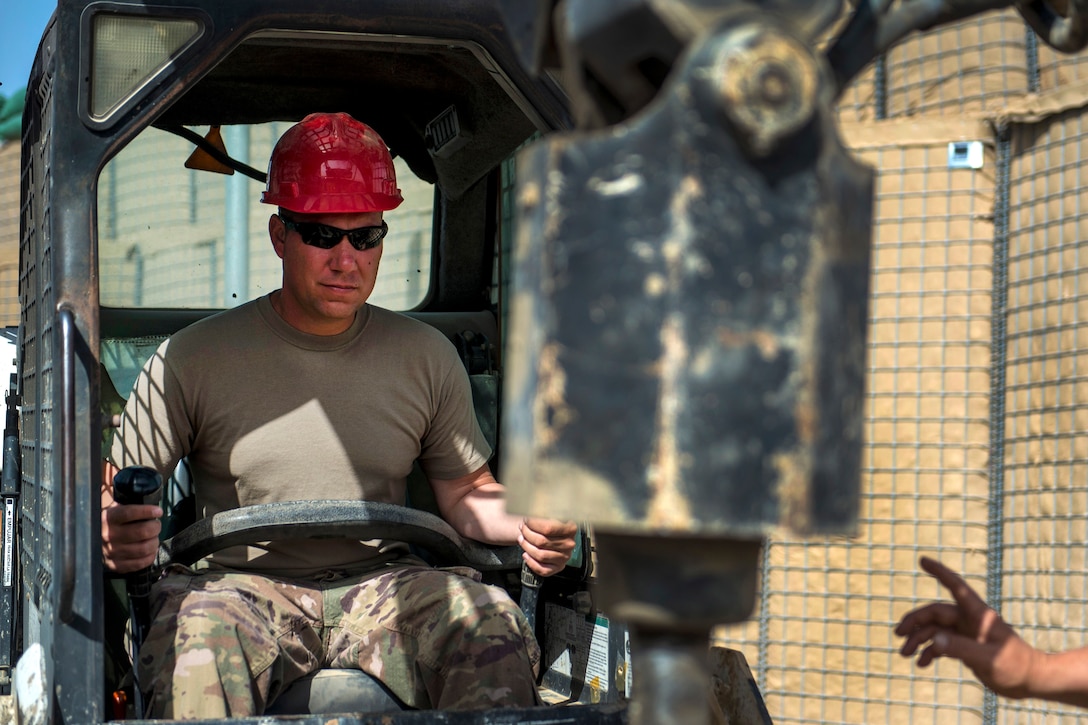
[714,7,1088,724]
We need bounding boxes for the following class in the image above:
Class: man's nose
[328,237,356,267]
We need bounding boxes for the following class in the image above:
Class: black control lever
[111,465,162,716]
[519,563,542,634]
[112,466,163,506]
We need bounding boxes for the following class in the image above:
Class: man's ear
[269,214,286,259]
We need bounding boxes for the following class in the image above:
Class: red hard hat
[261,112,404,214]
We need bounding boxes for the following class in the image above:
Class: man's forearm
[432,466,578,577]
[442,481,522,545]
[1028,647,1088,708]
[431,465,524,545]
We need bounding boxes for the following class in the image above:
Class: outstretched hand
[895,556,1041,699]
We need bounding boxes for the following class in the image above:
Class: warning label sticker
[542,603,621,698]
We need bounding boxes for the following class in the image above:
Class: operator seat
[267,666,405,714]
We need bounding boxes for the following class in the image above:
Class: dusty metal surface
[499,10,868,721]
[708,646,773,725]
[499,0,846,127]
[503,13,873,538]
[593,532,761,628]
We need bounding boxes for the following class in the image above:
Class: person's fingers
[101,530,160,572]
[899,623,942,656]
[518,535,572,565]
[522,517,578,542]
[920,556,990,619]
[521,550,566,578]
[518,533,575,557]
[917,629,998,672]
[917,630,964,667]
[917,640,943,668]
[895,602,964,636]
[520,519,577,555]
[106,503,163,525]
[101,516,161,551]
[102,541,159,572]
[518,526,574,577]
[101,503,162,573]
[108,516,161,543]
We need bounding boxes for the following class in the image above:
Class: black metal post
[0,373,21,696]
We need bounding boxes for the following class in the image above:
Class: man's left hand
[519,518,578,577]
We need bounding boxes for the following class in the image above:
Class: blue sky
[1,2,56,94]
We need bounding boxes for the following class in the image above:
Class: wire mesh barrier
[716,124,997,723]
[835,7,1063,122]
[712,10,1088,725]
[883,7,1031,118]
[996,108,1088,725]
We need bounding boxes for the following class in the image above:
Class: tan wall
[0,143,19,326]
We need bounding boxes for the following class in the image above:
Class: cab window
[98,123,434,310]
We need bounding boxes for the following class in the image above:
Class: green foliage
[0,87,25,141]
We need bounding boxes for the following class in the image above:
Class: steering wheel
[157,499,524,571]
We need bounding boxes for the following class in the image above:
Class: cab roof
[94,1,571,197]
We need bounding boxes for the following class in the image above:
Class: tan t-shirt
[110,295,492,576]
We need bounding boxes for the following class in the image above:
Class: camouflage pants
[138,563,542,718]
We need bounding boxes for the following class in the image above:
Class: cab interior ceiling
[151,38,547,199]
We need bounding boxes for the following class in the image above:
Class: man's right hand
[895,556,1040,699]
[101,461,163,573]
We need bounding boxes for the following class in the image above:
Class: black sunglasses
[279,215,388,251]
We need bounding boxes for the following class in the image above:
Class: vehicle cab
[6,2,621,722]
